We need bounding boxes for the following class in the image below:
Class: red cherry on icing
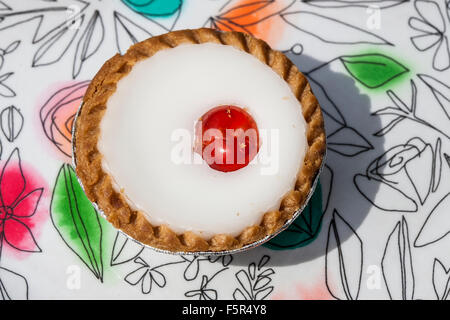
[195,105,260,172]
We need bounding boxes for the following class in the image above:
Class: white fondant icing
[98,43,307,238]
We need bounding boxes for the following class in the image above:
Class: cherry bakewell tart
[73,28,326,253]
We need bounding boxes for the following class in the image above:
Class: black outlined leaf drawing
[258,255,270,270]
[110,231,144,266]
[0,105,24,142]
[113,11,151,55]
[73,10,104,78]
[325,210,363,300]
[340,54,408,88]
[32,14,83,67]
[0,40,20,70]
[0,72,11,82]
[304,76,346,136]
[0,267,28,300]
[304,0,408,9]
[305,75,346,127]
[1,40,19,56]
[381,217,415,300]
[432,258,450,300]
[415,193,450,247]
[234,271,253,300]
[373,80,417,137]
[376,78,450,139]
[327,126,373,157]
[233,255,274,300]
[281,11,392,45]
[354,174,418,212]
[418,74,450,121]
[432,138,442,192]
[0,72,14,97]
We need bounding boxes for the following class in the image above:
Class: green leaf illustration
[340,54,409,89]
[264,183,323,250]
[50,164,105,281]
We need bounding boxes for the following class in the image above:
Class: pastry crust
[74,28,326,252]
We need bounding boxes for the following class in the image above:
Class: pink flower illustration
[0,148,45,254]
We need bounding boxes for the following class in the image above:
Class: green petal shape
[122,0,182,17]
[50,164,105,281]
[264,183,323,250]
[340,54,409,89]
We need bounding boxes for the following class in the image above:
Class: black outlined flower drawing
[409,0,450,71]
[125,257,167,294]
[354,136,441,212]
[185,275,219,300]
[0,149,44,254]
[184,268,228,300]
[0,148,47,300]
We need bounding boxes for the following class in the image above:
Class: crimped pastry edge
[74,28,326,253]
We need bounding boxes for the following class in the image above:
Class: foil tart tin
[71,102,326,256]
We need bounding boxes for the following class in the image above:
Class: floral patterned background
[0,0,449,300]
